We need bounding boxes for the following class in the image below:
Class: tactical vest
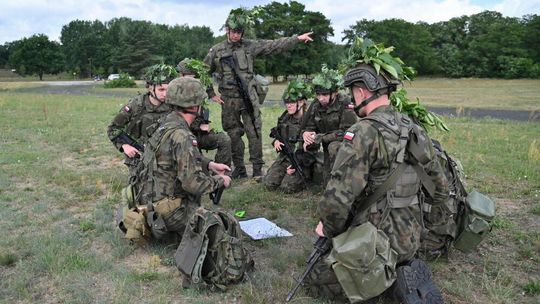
[175,207,253,290]
[123,94,171,144]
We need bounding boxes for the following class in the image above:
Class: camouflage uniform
[137,111,224,238]
[307,106,449,301]
[107,93,170,177]
[190,109,232,166]
[263,110,304,193]
[301,93,357,185]
[204,36,299,174]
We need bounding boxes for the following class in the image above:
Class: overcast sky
[1,0,539,45]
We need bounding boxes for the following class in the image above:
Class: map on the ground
[239,217,293,240]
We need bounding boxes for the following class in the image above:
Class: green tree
[253,1,334,81]
[523,14,540,63]
[60,20,108,78]
[9,34,64,80]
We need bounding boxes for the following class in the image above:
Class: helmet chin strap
[352,90,381,117]
[150,84,166,103]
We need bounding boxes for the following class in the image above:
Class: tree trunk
[39,71,43,81]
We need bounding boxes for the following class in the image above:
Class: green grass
[0,80,538,303]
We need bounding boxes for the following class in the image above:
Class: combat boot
[252,165,263,178]
[395,259,444,304]
[231,166,248,179]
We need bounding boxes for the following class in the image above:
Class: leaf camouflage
[390,88,449,132]
[185,59,213,88]
[282,79,314,101]
[312,64,344,91]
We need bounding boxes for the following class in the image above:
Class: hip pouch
[327,221,398,303]
[120,207,150,246]
[454,190,496,253]
[146,197,183,240]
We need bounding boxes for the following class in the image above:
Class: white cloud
[0,0,539,45]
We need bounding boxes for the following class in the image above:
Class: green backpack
[175,207,253,290]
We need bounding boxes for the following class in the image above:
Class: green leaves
[312,64,344,91]
[226,7,264,31]
[185,59,212,88]
[390,88,449,132]
[282,79,314,101]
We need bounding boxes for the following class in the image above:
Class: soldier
[107,64,177,178]
[204,8,313,179]
[135,77,232,242]
[306,63,449,304]
[263,80,311,193]
[177,58,232,167]
[301,65,357,186]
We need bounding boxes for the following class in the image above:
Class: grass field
[0,81,539,304]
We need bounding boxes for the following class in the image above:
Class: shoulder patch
[346,103,355,110]
[124,106,130,112]
[192,139,198,147]
[344,131,355,141]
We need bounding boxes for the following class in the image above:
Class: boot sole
[396,259,444,304]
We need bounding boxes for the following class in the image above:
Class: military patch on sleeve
[346,103,355,110]
[192,139,198,147]
[124,106,130,112]
[344,131,355,141]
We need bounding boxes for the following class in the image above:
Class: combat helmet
[144,64,178,86]
[176,58,196,75]
[166,77,207,108]
[225,8,249,31]
[343,63,400,94]
[312,65,343,94]
[282,79,313,103]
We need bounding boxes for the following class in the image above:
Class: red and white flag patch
[344,131,355,141]
[192,139,198,146]
[346,103,355,109]
[124,106,130,112]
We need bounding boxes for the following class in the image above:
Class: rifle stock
[269,127,306,182]
[115,133,144,156]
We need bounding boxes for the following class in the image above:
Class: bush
[104,73,136,88]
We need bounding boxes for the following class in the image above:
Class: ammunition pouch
[121,207,150,246]
[327,222,398,303]
[146,197,184,240]
[453,190,495,253]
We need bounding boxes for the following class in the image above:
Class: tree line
[0,1,538,80]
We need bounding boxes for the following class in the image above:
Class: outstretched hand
[298,32,313,43]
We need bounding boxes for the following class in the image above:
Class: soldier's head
[144,64,178,103]
[224,8,248,42]
[166,77,207,119]
[176,58,196,77]
[282,79,312,115]
[312,65,343,107]
[343,63,399,116]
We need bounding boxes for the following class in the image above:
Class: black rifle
[114,133,144,156]
[269,127,306,182]
[209,184,225,205]
[286,237,332,302]
[220,55,259,138]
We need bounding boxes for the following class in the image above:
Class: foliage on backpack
[104,73,137,88]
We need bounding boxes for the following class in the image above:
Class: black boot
[231,166,248,179]
[252,165,263,178]
[395,259,444,304]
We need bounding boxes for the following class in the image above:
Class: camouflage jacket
[107,93,171,152]
[271,110,303,148]
[318,106,449,238]
[139,112,224,203]
[204,36,298,98]
[190,107,211,135]
[301,93,357,144]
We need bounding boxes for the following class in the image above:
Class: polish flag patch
[192,139,198,146]
[124,106,130,112]
[346,104,355,109]
[344,131,355,141]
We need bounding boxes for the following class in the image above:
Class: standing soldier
[306,61,449,303]
[177,58,232,167]
[263,80,312,193]
[130,77,232,243]
[107,64,177,178]
[204,7,313,179]
[301,65,357,186]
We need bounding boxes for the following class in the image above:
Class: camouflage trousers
[221,95,263,169]
[263,154,304,193]
[196,130,232,166]
[306,204,422,301]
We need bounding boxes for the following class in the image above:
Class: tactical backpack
[175,207,253,290]
[419,140,496,257]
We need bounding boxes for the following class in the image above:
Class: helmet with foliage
[166,77,207,108]
[176,58,213,88]
[144,64,178,86]
[224,7,263,31]
[176,58,196,75]
[312,65,343,94]
[343,63,400,93]
[282,79,313,103]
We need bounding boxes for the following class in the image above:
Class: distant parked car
[93,75,102,81]
[107,74,120,80]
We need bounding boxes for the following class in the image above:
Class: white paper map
[239,217,293,240]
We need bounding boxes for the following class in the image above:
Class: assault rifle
[220,55,259,138]
[286,236,332,302]
[269,127,306,182]
[210,183,225,205]
[114,133,144,156]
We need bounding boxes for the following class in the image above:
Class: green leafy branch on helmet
[390,88,449,132]
[312,64,344,91]
[225,7,264,31]
[341,37,415,82]
[184,59,213,88]
[282,79,314,102]
[144,64,178,85]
